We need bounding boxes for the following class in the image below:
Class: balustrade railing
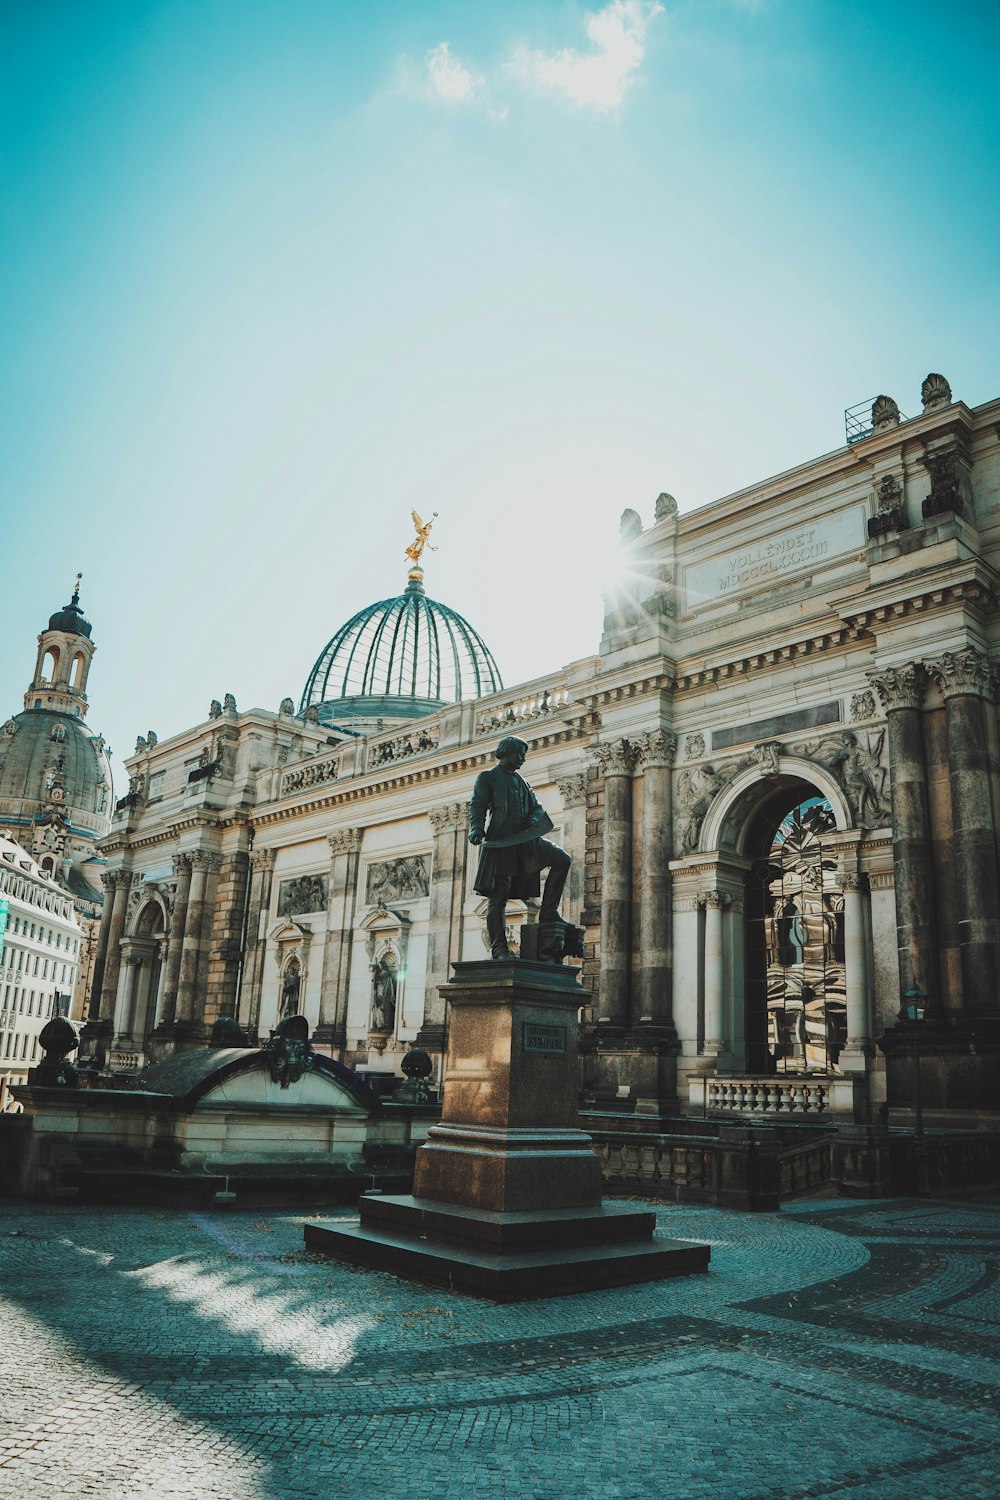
[475,685,570,737]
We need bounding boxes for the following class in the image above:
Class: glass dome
[300,572,503,727]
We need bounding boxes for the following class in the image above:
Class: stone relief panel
[276,873,329,917]
[849,691,877,723]
[684,733,705,761]
[676,725,892,852]
[365,854,431,904]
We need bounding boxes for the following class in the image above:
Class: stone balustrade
[475,686,570,737]
[367,725,440,769]
[689,1074,864,1118]
[280,755,340,797]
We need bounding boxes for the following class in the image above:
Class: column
[927,649,1000,1011]
[868,665,937,1000]
[175,850,219,1029]
[420,802,470,1048]
[841,873,871,1068]
[592,740,636,1027]
[86,871,118,1021]
[317,828,363,1050]
[242,848,276,1039]
[206,845,252,1022]
[116,953,142,1039]
[633,730,677,1027]
[699,891,731,1056]
[156,854,192,1029]
[98,870,132,1023]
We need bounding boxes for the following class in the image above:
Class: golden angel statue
[405,509,438,567]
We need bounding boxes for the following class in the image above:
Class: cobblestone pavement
[1,1193,999,1499]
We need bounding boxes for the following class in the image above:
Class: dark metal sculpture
[469,737,576,962]
[262,1014,313,1089]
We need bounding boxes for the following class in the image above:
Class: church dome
[47,589,92,638]
[301,572,503,728]
[0,711,110,820]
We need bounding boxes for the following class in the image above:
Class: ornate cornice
[556,773,589,808]
[632,730,677,770]
[327,828,363,855]
[591,739,636,777]
[429,802,469,833]
[926,648,993,700]
[867,663,927,713]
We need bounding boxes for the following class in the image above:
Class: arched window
[71,652,87,689]
[41,648,59,683]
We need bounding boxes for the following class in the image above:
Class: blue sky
[1,0,998,793]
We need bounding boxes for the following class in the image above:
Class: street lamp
[901,983,929,1196]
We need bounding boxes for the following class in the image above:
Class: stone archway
[674,756,873,1113]
[116,897,166,1054]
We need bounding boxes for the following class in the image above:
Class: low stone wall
[585,1111,1000,1206]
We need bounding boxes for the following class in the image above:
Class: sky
[1,0,998,795]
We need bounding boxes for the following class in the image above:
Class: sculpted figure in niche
[370,952,398,1034]
[468,737,570,961]
[280,960,301,1017]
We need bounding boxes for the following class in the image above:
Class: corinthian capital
[172,852,193,878]
[190,849,222,873]
[591,739,636,777]
[867,663,927,713]
[249,847,276,872]
[556,773,589,808]
[926,648,993,700]
[633,730,677,770]
[698,890,732,910]
[429,802,469,833]
[327,828,363,855]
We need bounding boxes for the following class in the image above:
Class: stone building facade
[86,375,1000,1124]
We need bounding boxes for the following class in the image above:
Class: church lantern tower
[25,574,96,720]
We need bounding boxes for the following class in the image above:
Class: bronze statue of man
[469,736,571,961]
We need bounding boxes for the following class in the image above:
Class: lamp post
[901,983,929,1197]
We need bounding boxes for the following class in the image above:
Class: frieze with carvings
[366,855,430,904]
[276,873,329,917]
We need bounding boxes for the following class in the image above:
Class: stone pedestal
[305,959,709,1300]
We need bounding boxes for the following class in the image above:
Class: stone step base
[304,1199,709,1302]
[360,1193,658,1252]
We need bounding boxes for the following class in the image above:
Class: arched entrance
[744,790,846,1075]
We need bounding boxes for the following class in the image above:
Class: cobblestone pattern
[1,1194,998,1499]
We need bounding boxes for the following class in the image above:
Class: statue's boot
[487,905,514,960]
[537,914,563,963]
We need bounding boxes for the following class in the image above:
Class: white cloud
[508,1,663,113]
[425,41,483,104]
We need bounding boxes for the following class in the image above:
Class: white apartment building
[0,836,82,1090]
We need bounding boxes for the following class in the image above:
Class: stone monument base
[305,1194,708,1301]
[306,957,709,1300]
